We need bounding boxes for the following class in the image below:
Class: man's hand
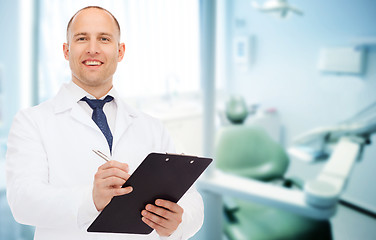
[93,160,133,211]
[141,199,184,237]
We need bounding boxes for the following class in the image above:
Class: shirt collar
[67,81,120,103]
[53,81,139,118]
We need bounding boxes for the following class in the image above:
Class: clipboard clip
[165,152,198,164]
[165,152,198,158]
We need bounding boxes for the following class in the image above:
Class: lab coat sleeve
[6,110,89,230]
[158,124,205,240]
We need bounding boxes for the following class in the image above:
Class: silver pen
[92,149,111,162]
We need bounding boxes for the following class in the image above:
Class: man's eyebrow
[73,32,88,38]
[72,32,114,37]
[98,32,114,37]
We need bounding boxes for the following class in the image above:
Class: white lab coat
[6,83,204,240]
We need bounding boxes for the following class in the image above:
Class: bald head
[66,6,121,43]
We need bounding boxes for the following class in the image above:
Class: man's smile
[82,60,104,66]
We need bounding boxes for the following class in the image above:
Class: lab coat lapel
[53,83,99,132]
[112,99,136,150]
[70,104,99,131]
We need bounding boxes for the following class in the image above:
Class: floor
[331,203,376,240]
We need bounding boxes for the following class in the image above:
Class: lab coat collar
[52,82,140,143]
[53,82,139,117]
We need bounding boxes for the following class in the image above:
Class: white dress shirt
[6,82,204,240]
[68,81,117,136]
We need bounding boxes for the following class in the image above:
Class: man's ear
[118,43,125,62]
[63,43,70,60]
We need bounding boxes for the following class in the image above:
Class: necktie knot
[81,95,114,110]
[81,95,114,152]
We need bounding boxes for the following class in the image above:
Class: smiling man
[6,6,204,240]
[63,7,123,99]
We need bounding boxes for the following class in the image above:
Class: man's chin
[74,76,111,88]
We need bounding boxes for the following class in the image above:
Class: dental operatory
[1,0,376,239]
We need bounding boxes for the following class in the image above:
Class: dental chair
[215,96,332,240]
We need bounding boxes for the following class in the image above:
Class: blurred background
[0,0,376,239]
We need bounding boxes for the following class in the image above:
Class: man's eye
[77,37,86,41]
[101,37,110,42]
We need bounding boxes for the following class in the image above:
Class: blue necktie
[81,96,114,152]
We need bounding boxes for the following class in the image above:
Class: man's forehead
[67,8,120,40]
[71,9,115,28]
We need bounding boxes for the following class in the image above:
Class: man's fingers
[141,216,167,232]
[145,204,172,220]
[141,210,176,237]
[141,210,168,227]
[92,160,132,212]
[97,176,127,188]
[95,168,130,181]
[98,160,129,172]
[141,201,183,237]
[155,199,183,215]
[112,186,133,196]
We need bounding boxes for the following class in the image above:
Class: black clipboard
[87,152,212,234]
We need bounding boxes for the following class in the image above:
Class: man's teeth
[85,61,102,66]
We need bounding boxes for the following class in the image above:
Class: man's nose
[87,39,100,54]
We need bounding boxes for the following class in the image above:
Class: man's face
[63,8,125,93]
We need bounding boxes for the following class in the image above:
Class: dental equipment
[199,101,376,222]
[289,101,376,209]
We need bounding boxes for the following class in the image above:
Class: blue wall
[0,0,21,139]
[0,2,36,239]
[226,0,376,210]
